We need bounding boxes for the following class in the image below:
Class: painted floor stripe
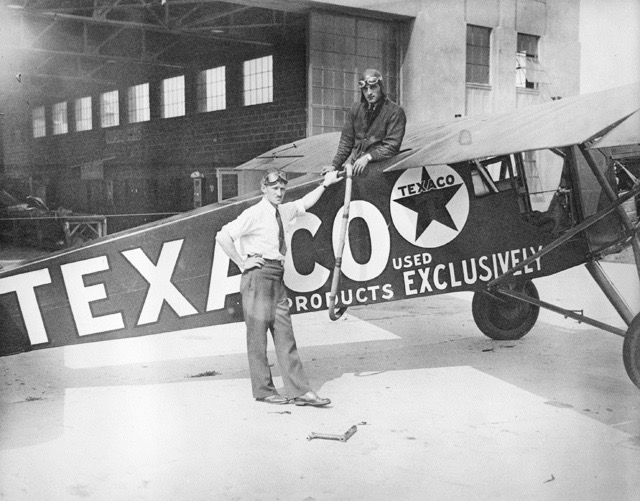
[63,311,399,369]
[1,367,637,500]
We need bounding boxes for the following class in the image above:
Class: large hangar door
[308,11,403,136]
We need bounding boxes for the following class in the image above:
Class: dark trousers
[240,261,311,399]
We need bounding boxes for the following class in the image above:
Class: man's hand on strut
[322,170,344,187]
[352,154,371,176]
[321,165,336,175]
[243,255,265,270]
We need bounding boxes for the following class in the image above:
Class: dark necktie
[275,209,286,256]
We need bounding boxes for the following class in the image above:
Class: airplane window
[470,150,574,236]
[523,150,564,212]
[470,155,518,197]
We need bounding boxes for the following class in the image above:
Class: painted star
[394,168,463,241]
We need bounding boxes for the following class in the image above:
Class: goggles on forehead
[262,170,288,186]
[358,76,382,89]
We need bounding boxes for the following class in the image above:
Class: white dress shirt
[221,196,306,261]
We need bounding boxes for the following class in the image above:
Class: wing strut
[578,144,640,280]
[488,184,640,290]
[328,164,353,321]
[487,184,640,332]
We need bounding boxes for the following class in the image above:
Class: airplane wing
[234,128,420,174]
[234,131,341,173]
[589,109,640,149]
[236,83,639,175]
[384,82,640,171]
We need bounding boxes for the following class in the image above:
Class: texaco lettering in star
[390,165,469,248]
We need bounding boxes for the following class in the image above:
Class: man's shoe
[256,394,289,405]
[292,391,330,407]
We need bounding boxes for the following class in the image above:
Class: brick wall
[2,39,308,233]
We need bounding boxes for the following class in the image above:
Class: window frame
[127,83,151,123]
[52,101,68,135]
[161,75,186,119]
[32,106,46,138]
[243,55,273,106]
[100,90,120,128]
[197,66,227,113]
[75,96,93,132]
[516,33,541,90]
[466,25,492,85]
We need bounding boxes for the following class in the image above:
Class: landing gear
[623,313,640,390]
[472,281,540,341]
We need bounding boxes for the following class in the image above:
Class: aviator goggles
[262,170,288,186]
[358,76,383,89]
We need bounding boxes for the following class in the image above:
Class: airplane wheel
[623,313,640,390]
[472,281,540,341]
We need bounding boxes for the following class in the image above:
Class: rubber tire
[472,281,540,341]
[623,313,640,390]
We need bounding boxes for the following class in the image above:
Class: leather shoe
[256,394,289,405]
[292,391,330,407]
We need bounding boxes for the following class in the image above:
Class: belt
[249,254,284,265]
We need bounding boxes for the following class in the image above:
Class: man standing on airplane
[216,168,343,406]
[326,68,406,176]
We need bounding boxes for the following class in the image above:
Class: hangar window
[75,97,92,132]
[32,106,46,138]
[243,55,273,106]
[516,33,542,89]
[161,75,186,118]
[197,66,226,112]
[100,90,120,128]
[308,12,401,135]
[466,25,491,84]
[52,102,68,135]
[128,83,150,123]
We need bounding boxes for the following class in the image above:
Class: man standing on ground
[328,68,406,176]
[216,168,343,406]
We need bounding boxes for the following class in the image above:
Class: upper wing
[384,82,640,171]
[234,83,640,175]
[589,109,640,149]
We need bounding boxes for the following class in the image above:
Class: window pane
[75,97,92,131]
[100,90,120,128]
[243,55,273,106]
[128,83,150,123]
[32,106,46,138]
[52,102,68,135]
[197,66,226,112]
[516,33,541,89]
[517,33,539,56]
[466,25,491,84]
[161,75,185,118]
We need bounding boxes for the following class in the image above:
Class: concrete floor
[1,249,639,500]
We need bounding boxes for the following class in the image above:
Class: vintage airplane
[1,82,639,390]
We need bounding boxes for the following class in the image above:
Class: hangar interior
[0,0,407,237]
[1,0,591,244]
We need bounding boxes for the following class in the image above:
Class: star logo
[390,165,469,248]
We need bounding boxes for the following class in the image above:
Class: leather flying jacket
[332,96,407,169]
